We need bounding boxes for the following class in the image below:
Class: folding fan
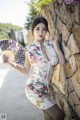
[0,40,25,66]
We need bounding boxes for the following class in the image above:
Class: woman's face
[33,23,47,41]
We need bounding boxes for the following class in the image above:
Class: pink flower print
[33,48,37,51]
[43,60,48,63]
[27,83,35,90]
[29,52,36,60]
[29,52,34,57]
[39,58,43,61]
[31,76,35,79]
[35,81,48,96]
[37,86,48,98]
[44,74,47,79]
[30,60,34,64]
[36,46,40,50]
[38,94,43,97]
[40,86,48,94]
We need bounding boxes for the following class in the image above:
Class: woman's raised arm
[3,52,31,75]
[50,35,65,66]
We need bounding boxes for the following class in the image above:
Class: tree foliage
[0,23,22,40]
[36,0,52,12]
[24,0,52,30]
[24,0,37,30]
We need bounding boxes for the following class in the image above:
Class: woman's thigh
[43,104,64,120]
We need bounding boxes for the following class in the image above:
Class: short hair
[31,16,49,34]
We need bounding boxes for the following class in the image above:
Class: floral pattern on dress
[25,40,58,109]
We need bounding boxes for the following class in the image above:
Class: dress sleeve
[25,46,30,59]
[47,40,59,66]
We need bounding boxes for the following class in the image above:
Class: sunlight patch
[0,68,9,88]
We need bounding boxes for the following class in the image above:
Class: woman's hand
[2,54,9,64]
[49,35,59,46]
[50,35,65,65]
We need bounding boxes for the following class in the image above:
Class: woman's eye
[35,28,46,31]
[43,29,46,31]
[35,28,39,30]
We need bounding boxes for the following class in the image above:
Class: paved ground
[0,63,44,120]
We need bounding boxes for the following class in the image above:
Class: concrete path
[0,63,44,120]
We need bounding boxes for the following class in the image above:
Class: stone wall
[41,1,80,120]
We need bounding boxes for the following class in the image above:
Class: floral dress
[25,40,58,110]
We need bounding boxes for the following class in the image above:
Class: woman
[3,16,65,120]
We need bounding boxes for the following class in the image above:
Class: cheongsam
[25,40,58,110]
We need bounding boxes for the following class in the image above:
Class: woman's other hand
[50,35,65,65]
[2,54,9,63]
[49,35,58,46]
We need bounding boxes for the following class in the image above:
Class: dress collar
[34,40,47,47]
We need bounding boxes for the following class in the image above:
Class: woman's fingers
[50,35,58,41]
[2,55,9,63]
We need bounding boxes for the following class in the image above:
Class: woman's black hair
[31,16,49,35]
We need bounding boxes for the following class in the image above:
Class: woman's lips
[39,35,43,37]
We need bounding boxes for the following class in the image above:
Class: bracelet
[9,62,17,67]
